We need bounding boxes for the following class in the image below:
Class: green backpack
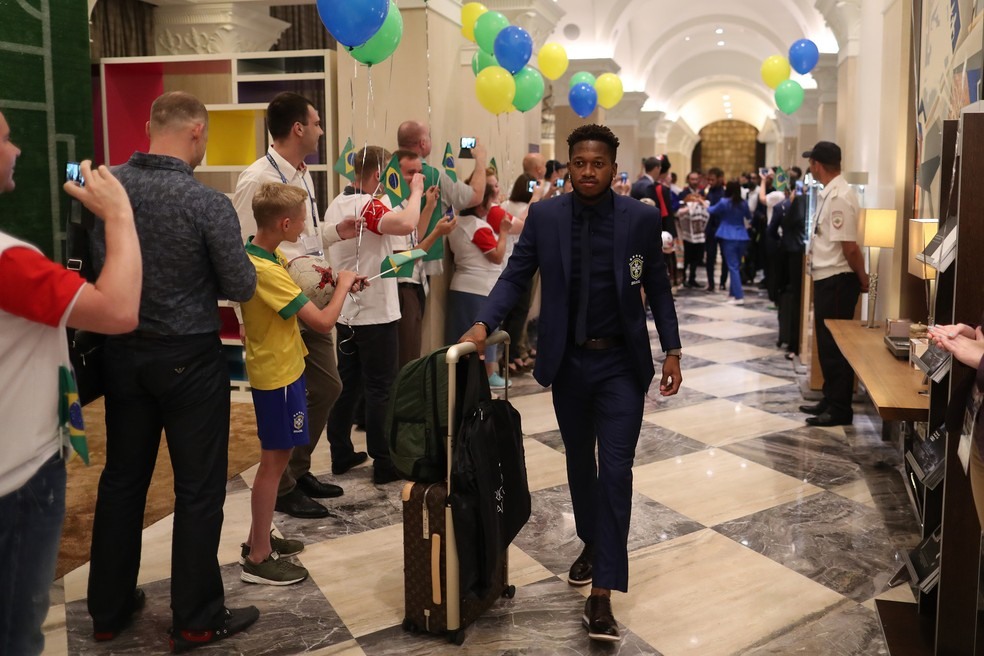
[386,346,456,482]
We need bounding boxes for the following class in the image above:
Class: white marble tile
[509,391,559,435]
[679,364,794,398]
[634,448,823,526]
[863,582,916,612]
[620,529,846,656]
[299,524,406,638]
[307,640,367,656]
[684,340,781,364]
[506,543,556,587]
[680,320,774,340]
[683,306,774,322]
[643,399,803,446]
[41,603,67,656]
[522,437,570,492]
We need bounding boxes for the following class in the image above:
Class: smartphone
[759,167,770,178]
[445,206,454,222]
[66,161,85,186]
[555,178,564,188]
[460,136,477,149]
[527,180,537,193]
[620,172,629,183]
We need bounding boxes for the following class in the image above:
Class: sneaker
[239,531,304,565]
[169,606,259,653]
[488,373,512,389]
[727,298,745,305]
[240,552,309,586]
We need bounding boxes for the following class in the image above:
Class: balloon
[493,25,533,75]
[475,65,516,115]
[569,71,596,89]
[348,1,403,66]
[471,49,498,76]
[760,55,791,89]
[460,2,488,43]
[788,38,820,75]
[316,0,389,48]
[512,66,545,112]
[474,11,509,54]
[537,42,569,80]
[774,79,804,114]
[594,73,623,109]
[569,82,598,118]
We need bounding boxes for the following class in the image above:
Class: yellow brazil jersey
[241,240,310,390]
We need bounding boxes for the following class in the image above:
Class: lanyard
[266,153,318,227]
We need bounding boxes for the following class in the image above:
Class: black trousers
[326,321,399,468]
[683,241,703,284]
[813,273,861,417]
[88,333,228,630]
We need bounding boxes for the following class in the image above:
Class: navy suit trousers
[550,344,645,592]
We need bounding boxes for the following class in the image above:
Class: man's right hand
[458,322,488,360]
[410,172,425,195]
[470,141,487,163]
[63,160,133,224]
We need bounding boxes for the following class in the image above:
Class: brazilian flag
[774,165,789,192]
[59,366,89,465]
[443,143,458,182]
[382,153,410,207]
[489,157,498,177]
[380,248,427,279]
[421,162,445,261]
[334,137,356,181]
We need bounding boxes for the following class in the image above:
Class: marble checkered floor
[43,276,920,655]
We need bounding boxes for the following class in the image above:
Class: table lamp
[908,218,938,325]
[862,209,897,328]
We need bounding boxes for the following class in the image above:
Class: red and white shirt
[0,232,85,495]
[448,214,501,296]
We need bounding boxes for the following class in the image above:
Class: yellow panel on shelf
[205,109,264,166]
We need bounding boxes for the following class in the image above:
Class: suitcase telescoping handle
[443,330,509,635]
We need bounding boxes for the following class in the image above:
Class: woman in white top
[446,183,512,388]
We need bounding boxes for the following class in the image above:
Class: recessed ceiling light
[723,94,730,100]
[716,40,725,46]
[715,28,724,34]
[684,36,690,41]
[724,102,732,107]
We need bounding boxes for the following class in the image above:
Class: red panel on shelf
[104,62,163,165]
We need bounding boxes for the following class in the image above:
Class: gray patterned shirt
[93,152,256,335]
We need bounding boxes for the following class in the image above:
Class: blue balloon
[493,26,533,75]
[788,39,819,75]
[569,82,598,118]
[316,0,389,48]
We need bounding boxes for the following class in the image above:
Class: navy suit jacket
[476,192,682,389]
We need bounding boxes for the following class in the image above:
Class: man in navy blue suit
[460,124,682,642]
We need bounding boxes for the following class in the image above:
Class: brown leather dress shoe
[582,595,620,642]
[567,543,593,586]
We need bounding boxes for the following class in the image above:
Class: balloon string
[424,1,432,127]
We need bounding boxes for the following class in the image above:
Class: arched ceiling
[549,0,839,135]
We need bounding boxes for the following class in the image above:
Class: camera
[459,136,476,159]
[555,178,564,189]
[66,161,85,186]
[620,172,628,183]
[759,167,770,178]
[527,180,537,193]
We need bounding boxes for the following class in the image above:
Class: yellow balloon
[595,73,624,109]
[760,55,791,90]
[460,2,488,43]
[475,66,516,115]
[537,42,569,81]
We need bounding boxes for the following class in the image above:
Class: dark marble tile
[731,354,799,380]
[530,423,707,467]
[273,473,403,544]
[734,598,887,656]
[514,486,704,578]
[643,384,717,413]
[66,562,350,655]
[725,386,808,421]
[741,331,787,349]
[355,579,661,655]
[714,491,918,603]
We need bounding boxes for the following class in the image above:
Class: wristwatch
[665,349,682,359]
[474,321,492,334]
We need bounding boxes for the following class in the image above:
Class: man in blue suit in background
[460,124,683,642]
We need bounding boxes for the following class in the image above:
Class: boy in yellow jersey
[240,183,366,585]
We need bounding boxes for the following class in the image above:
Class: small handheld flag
[374,249,427,279]
[489,157,498,177]
[774,166,789,192]
[334,137,356,181]
[382,154,410,207]
[59,366,89,465]
[443,143,458,183]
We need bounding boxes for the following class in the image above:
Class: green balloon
[774,79,804,114]
[348,1,403,66]
[471,49,498,76]
[513,66,545,112]
[474,11,509,54]
[569,71,596,89]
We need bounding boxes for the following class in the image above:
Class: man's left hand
[659,356,682,396]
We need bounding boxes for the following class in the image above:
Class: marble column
[605,91,648,180]
[811,53,839,142]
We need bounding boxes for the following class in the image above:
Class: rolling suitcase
[400,332,516,645]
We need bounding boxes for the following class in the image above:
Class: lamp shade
[908,218,938,279]
[861,209,897,249]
